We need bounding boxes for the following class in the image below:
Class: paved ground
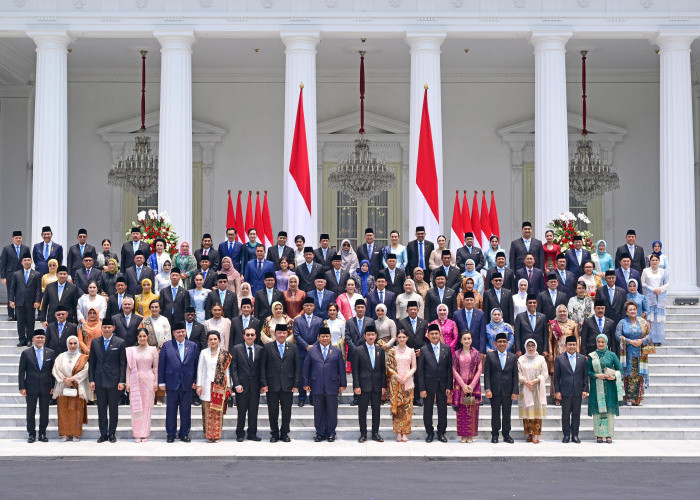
[1,457,697,499]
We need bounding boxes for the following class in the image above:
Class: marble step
[661,321,698,331]
[662,337,700,347]
[651,346,700,355]
[664,313,700,322]
[660,330,700,338]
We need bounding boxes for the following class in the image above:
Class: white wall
[0,96,29,243]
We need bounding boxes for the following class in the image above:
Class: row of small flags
[450,190,500,255]
[226,190,274,246]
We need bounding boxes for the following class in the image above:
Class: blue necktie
[323,346,328,360]
[335,270,340,283]
[529,314,535,330]
[598,317,604,333]
[58,322,64,338]
[279,343,284,358]
[44,243,49,260]
[319,290,323,305]
[379,291,383,303]
[419,242,424,269]
[58,284,64,300]
[524,240,530,252]
[467,310,472,329]
[229,242,233,254]
[136,267,141,281]
[36,348,43,370]
[104,338,110,351]
[358,318,363,333]
[499,352,506,369]
[560,270,566,284]
[178,342,184,362]
[24,270,29,284]
[16,246,20,259]
[369,345,375,368]
[202,270,207,281]
[118,294,123,310]
[220,291,226,304]
[433,344,440,362]
[307,263,312,273]
[569,354,576,372]
[80,245,84,257]
[306,316,311,328]
[411,318,416,332]
[551,290,556,305]
[243,316,249,329]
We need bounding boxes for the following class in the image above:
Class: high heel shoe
[402,435,408,442]
[467,437,473,443]
[460,437,467,443]
[396,435,403,442]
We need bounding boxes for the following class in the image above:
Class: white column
[28,31,70,250]
[155,30,195,245]
[407,33,444,240]
[281,31,319,244]
[531,31,571,239]
[654,32,699,294]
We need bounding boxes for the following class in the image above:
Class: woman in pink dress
[429,303,459,352]
[452,331,482,442]
[543,230,562,274]
[126,328,159,442]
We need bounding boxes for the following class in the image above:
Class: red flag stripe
[235,191,245,243]
[289,86,312,214]
[245,191,254,241]
[254,192,264,246]
[451,191,464,247]
[489,191,500,240]
[480,191,492,246]
[471,191,481,248]
[416,88,440,222]
[226,190,235,231]
[462,191,471,235]
[262,191,273,247]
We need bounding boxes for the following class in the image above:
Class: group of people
[8,221,669,444]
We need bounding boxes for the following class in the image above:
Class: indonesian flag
[254,192,264,246]
[226,190,235,231]
[480,191,492,249]
[262,191,273,248]
[471,191,481,248]
[286,85,314,242]
[415,87,440,238]
[235,191,245,243]
[489,190,500,240]
[449,191,464,256]
[244,191,254,242]
[462,190,472,236]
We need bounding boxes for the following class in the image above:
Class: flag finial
[300,82,304,89]
[424,83,428,90]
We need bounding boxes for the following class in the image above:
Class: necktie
[524,239,530,251]
[433,344,440,362]
[569,354,576,372]
[16,246,20,259]
[369,345,375,368]
[598,317,603,333]
[368,244,372,256]
[629,246,634,258]
[80,245,84,257]
[86,268,91,279]
[467,310,472,328]
[178,342,184,362]
[576,250,581,264]
[220,291,226,304]
[248,346,253,365]
[322,346,328,360]
[560,270,566,284]
[204,248,208,256]
[186,324,192,339]
[306,315,311,328]
[529,314,535,330]
[58,284,64,301]
[104,338,110,351]
[323,249,327,260]
[243,316,249,329]
[268,288,273,304]
[202,270,207,281]
[528,268,532,283]
[24,269,29,284]
[319,290,323,305]
[624,269,629,282]
[411,318,416,332]
[335,270,340,283]
[133,241,138,252]
[58,322,64,338]
[379,291,383,304]
[499,352,506,369]
[439,288,444,302]
[229,242,233,254]
[495,289,500,302]
[278,343,284,358]
[358,318,363,333]
[307,263,312,273]
[118,294,123,310]
[44,243,49,260]
[258,261,262,271]
[136,267,141,281]
[37,348,43,370]
[419,242,424,268]
[125,315,130,328]
[551,290,556,305]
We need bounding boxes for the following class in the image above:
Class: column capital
[530,31,572,51]
[154,29,196,49]
[280,31,320,50]
[26,30,72,48]
[652,31,698,52]
[406,32,446,51]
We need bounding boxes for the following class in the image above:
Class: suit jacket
[432,265,462,292]
[416,342,453,393]
[307,288,336,321]
[596,285,626,327]
[88,335,126,389]
[482,288,514,325]
[190,269,217,290]
[46,321,78,356]
[231,343,266,392]
[554,269,577,300]
[244,259,275,294]
[614,267,642,293]
[536,289,569,321]
[266,245,295,271]
[9,268,41,306]
[565,248,592,279]
[614,244,646,273]
[351,343,386,392]
[158,339,199,390]
[396,316,428,350]
[194,247,221,272]
[218,240,245,273]
[365,288,397,320]
[120,241,151,270]
[124,265,155,296]
[424,287,457,322]
[230,315,262,350]
[313,247,337,273]
[453,308,487,353]
[380,267,406,296]
[356,242,383,277]
[580,315,617,355]
[72,267,103,294]
[508,238,545,271]
[32,241,64,276]
[1,243,31,279]
[112,312,144,347]
[512,311,548,354]
[106,293,133,319]
[485,267,515,291]
[553,352,589,397]
[293,314,324,353]
[18,346,56,394]
[158,285,190,326]
[406,239,435,280]
[344,316,375,348]
[254,287,286,321]
[514,267,545,296]
[39,280,80,323]
[324,268,350,296]
[66,243,97,277]
[204,289,239,320]
[263,340,300,392]
[483,349,519,397]
[302,343,347,394]
[295,261,323,292]
[185,320,207,350]
[456,246,486,273]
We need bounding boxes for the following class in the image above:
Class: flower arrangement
[126,210,179,258]
[547,212,594,251]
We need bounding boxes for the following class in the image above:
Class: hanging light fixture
[569,50,620,203]
[328,45,396,200]
[108,50,158,200]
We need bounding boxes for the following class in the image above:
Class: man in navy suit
[513,294,548,355]
[302,326,347,442]
[537,274,569,321]
[484,332,519,443]
[418,324,453,443]
[565,236,592,280]
[483,272,515,325]
[9,256,41,346]
[453,291,487,353]
[514,253,545,296]
[296,246,323,292]
[218,227,244,273]
[313,233,337,273]
[325,255,350,295]
[615,253,641,293]
[351,325,386,442]
[508,221,544,271]
[266,231,295,271]
[18,330,55,442]
[554,253,576,300]
[66,228,97,278]
[381,253,406,296]
[205,274,239,320]
[159,268,190,327]
[1,230,31,320]
[356,227,383,277]
[307,274,336,321]
[365,276,396,320]
[72,255,103,294]
[124,251,155,295]
[159,323,199,442]
[293,297,324,406]
[45,306,78,356]
[120,227,151,271]
[554,336,589,443]
[32,225,63,276]
[596,271,626,354]
[406,225,434,281]
[244,244,274,294]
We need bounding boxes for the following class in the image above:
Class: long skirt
[456,403,479,437]
[649,318,665,344]
[202,401,225,441]
[624,357,645,405]
[131,384,155,439]
[392,388,414,434]
[57,395,87,437]
[593,413,615,437]
[523,418,542,436]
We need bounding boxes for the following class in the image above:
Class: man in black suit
[40,266,80,325]
[18,330,55,442]
[487,252,514,292]
[159,268,190,326]
[509,221,545,271]
[9,256,41,346]
[554,335,589,443]
[406,225,434,280]
[254,271,285,321]
[456,231,486,273]
[596,270,626,351]
[343,298,375,349]
[483,272,514,325]
[514,253,545,296]
[72,255,103,294]
[365,276,396,320]
[614,229,646,273]
[106,277,132,319]
[351,325,386,442]
[124,251,155,295]
[184,307,207,349]
[190,255,216,290]
[554,253,576,300]
[230,298,262,348]
[396,300,427,351]
[120,226,151,270]
[112,297,142,347]
[88,317,126,443]
[381,253,406,296]
[565,235,591,280]
[45,306,78,356]
[581,297,617,355]
[484,332,519,443]
[205,274,239,320]
[313,233,337,273]
[325,255,349,295]
[453,292,488,353]
[266,231,295,271]
[513,294,548,356]
[356,227,383,278]
[194,233,221,271]
[1,230,31,320]
[418,324,453,443]
[614,254,642,293]
[296,246,323,292]
[232,327,266,441]
[32,225,64,276]
[66,228,97,278]
[537,273,569,321]
[262,323,300,442]
[432,250,462,292]
[424,268,457,322]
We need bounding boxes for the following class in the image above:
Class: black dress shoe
[298,400,305,407]
[167,437,175,443]
[425,434,434,443]
[193,400,202,407]
[236,436,244,442]
[16,342,26,347]
[314,435,324,442]
[247,435,262,441]
[180,436,191,443]
[350,397,359,406]
[562,436,570,443]
[358,435,367,443]
[281,434,291,443]
[108,435,117,443]
[572,436,581,444]
[27,436,35,443]
[491,437,499,443]
[503,436,514,444]
[97,436,108,443]
[415,399,423,407]
[269,436,279,443]
[327,434,335,442]
[372,434,384,443]
[437,434,448,443]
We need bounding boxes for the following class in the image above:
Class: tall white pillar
[654,32,699,294]
[531,31,571,238]
[155,30,195,245]
[28,31,70,250]
[407,33,444,241]
[281,31,319,245]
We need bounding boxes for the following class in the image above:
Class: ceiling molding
[318,111,409,134]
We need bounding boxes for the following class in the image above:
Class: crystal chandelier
[108,50,158,200]
[328,46,396,200]
[569,51,619,203]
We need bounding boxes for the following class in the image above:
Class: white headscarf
[524,338,538,359]
[65,335,80,359]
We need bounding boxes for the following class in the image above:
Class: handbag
[603,368,617,378]
[463,394,476,406]
[62,387,78,397]
[642,345,656,355]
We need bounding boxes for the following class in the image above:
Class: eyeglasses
[244,334,256,337]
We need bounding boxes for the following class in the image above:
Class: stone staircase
[0,304,698,441]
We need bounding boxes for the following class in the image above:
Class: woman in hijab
[339,239,359,274]
[375,303,397,348]
[79,307,102,357]
[591,240,614,276]
[41,258,59,292]
[101,258,122,296]
[135,278,159,318]
[126,328,159,442]
[260,301,294,344]
[412,267,430,299]
[154,260,172,294]
[626,279,649,319]
[395,278,425,320]
[237,281,255,311]
[173,242,197,289]
[512,278,529,317]
[616,301,652,406]
[461,259,484,294]
[548,304,579,403]
[429,303,458,352]
[351,260,375,298]
[283,275,305,319]
[485,308,514,352]
[646,240,669,270]
[452,331,482,443]
[458,277,483,311]
[196,330,233,443]
[52,335,90,441]
[587,333,623,443]
[220,256,242,294]
[517,338,548,443]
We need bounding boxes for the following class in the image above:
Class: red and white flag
[480,191,492,248]
[449,191,464,256]
[254,192,264,247]
[462,190,472,237]
[471,191,481,248]
[262,191,273,248]
[244,191,254,242]
[489,191,500,240]
[415,87,440,239]
[226,190,235,232]
[235,191,245,243]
